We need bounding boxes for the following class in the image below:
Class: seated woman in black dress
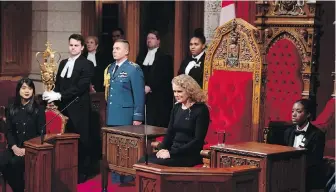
[2,77,46,192]
[139,74,210,167]
[178,28,206,88]
[284,99,325,191]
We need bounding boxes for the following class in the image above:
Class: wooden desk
[134,163,260,192]
[24,133,79,192]
[210,142,306,192]
[101,125,166,184]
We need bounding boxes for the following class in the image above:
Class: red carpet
[1,173,136,192]
[77,174,135,192]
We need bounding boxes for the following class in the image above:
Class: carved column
[125,1,140,62]
[203,1,221,44]
[174,1,189,76]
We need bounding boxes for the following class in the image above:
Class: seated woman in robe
[2,77,46,192]
[178,28,206,88]
[139,74,210,167]
[284,99,325,191]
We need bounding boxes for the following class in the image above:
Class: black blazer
[82,51,110,92]
[284,123,325,167]
[178,53,206,88]
[5,104,46,148]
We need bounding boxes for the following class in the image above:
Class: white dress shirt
[143,47,158,66]
[87,51,97,67]
[293,122,309,148]
[60,54,81,78]
[185,51,205,75]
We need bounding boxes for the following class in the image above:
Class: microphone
[40,96,79,144]
[144,104,148,165]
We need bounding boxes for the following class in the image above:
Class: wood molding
[125,1,140,62]
[81,1,97,37]
[174,1,189,76]
[1,2,32,76]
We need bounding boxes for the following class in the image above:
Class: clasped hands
[156,149,170,159]
[42,91,61,103]
[12,145,25,157]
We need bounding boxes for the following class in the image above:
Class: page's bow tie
[294,130,306,136]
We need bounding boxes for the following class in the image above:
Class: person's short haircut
[294,99,313,115]
[86,36,99,45]
[114,39,130,51]
[148,30,160,40]
[69,34,85,46]
[112,28,124,36]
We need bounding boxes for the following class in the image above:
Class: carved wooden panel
[1,2,32,76]
[25,149,52,192]
[140,177,158,192]
[107,133,140,169]
[218,154,261,168]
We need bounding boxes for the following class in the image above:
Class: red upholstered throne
[255,1,321,135]
[45,103,68,134]
[200,19,263,167]
[152,19,263,167]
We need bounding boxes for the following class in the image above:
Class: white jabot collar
[87,51,97,67]
[60,54,81,78]
[143,47,158,66]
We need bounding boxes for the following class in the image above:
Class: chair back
[203,18,262,144]
[255,1,321,129]
[45,104,68,134]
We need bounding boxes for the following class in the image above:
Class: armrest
[151,141,161,149]
[200,149,211,158]
[200,149,211,168]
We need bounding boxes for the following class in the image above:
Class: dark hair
[69,34,85,46]
[114,39,130,51]
[9,77,38,117]
[148,30,160,40]
[112,28,124,36]
[294,99,313,115]
[192,28,206,44]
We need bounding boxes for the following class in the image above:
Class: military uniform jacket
[104,60,145,126]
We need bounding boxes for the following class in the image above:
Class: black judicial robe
[136,48,173,128]
[82,51,110,92]
[54,55,94,174]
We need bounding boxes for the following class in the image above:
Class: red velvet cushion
[207,70,253,145]
[45,110,64,134]
[264,39,303,126]
[155,136,164,142]
[312,98,335,157]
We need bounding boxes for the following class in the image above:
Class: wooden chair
[45,103,68,134]
[153,19,263,167]
[200,18,263,167]
[254,1,321,135]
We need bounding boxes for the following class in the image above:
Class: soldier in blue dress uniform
[104,39,145,183]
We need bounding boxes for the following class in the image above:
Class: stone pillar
[30,1,82,94]
[204,1,221,45]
